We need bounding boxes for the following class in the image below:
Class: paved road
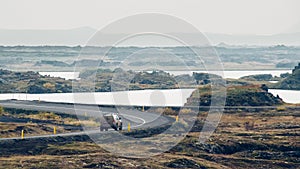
[0,100,170,140]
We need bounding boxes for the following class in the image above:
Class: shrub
[244,121,255,131]
[180,108,192,114]
[276,106,286,111]
[163,107,176,115]
[0,106,4,115]
[43,82,55,89]
[28,112,62,121]
[155,107,177,115]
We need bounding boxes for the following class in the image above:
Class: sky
[1,0,300,35]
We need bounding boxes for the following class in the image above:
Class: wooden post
[128,123,131,132]
[176,115,179,122]
[53,126,56,135]
[142,106,145,112]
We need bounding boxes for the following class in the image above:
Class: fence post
[21,130,24,139]
[128,123,131,132]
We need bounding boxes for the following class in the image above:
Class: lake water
[0,89,195,107]
[269,89,300,104]
[39,70,292,80]
[269,81,279,83]
[1,88,299,105]
[39,72,80,80]
[166,70,292,79]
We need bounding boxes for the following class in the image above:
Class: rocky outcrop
[186,84,283,106]
[272,63,300,90]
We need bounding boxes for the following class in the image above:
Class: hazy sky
[1,0,300,35]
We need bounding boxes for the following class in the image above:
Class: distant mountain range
[0,27,96,46]
[1,27,300,46]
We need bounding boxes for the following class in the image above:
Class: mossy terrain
[0,69,72,93]
[0,108,299,168]
[186,84,283,107]
[0,68,223,93]
[3,67,297,95]
[0,107,84,138]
